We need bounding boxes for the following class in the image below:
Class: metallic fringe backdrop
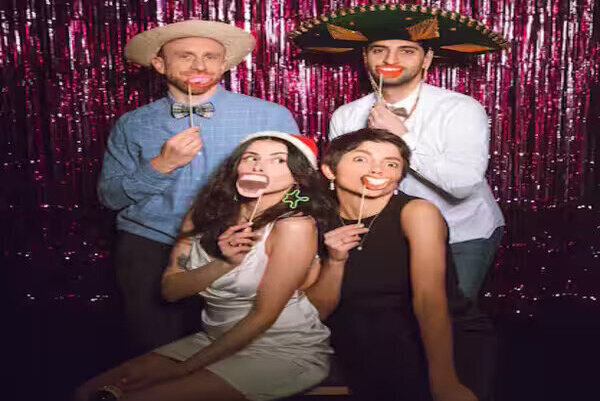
[2,1,599,315]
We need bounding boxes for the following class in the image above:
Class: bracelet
[99,385,124,399]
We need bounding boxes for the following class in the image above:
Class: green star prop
[282,189,310,209]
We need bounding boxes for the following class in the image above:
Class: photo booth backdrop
[2,0,599,318]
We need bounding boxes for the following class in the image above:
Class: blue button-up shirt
[98,85,299,244]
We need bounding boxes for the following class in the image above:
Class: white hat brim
[124,20,256,70]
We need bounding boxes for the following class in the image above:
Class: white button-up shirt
[329,83,504,244]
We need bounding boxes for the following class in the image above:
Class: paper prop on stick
[376,65,404,79]
[358,175,392,224]
[375,65,404,99]
[186,75,212,128]
[362,175,391,190]
[236,174,269,222]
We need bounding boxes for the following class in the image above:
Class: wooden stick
[187,84,194,127]
[357,184,366,225]
[248,193,263,223]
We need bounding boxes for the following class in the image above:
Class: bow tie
[171,102,215,119]
[388,106,408,118]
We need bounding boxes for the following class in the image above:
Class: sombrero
[125,20,256,70]
[288,3,510,57]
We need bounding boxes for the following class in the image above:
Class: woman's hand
[324,224,369,262]
[118,353,188,392]
[218,222,261,265]
[431,380,478,401]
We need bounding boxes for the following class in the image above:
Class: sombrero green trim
[288,3,510,57]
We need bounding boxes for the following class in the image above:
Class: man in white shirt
[289,5,510,302]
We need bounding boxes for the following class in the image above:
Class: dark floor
[9,293,599,401]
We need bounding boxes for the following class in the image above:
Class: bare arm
[161,216,256,302]
[181,217,318,372]
[402,200,476,401]
[304,257,346,320]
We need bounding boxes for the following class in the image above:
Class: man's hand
[151,126,203,174]
[368,102,408,137]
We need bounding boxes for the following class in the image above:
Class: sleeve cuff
[135,160,179,191]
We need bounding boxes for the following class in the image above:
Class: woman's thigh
[74,352,247,401]
[74,353,154,400]
[124,369,247,401]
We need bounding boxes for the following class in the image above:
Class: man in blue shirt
[98,20,299,355]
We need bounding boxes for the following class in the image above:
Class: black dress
[327,192,496,401]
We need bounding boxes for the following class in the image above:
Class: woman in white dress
[75,132,336,401]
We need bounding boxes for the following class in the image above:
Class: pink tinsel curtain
[1,1,599,313]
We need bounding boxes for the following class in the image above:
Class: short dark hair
[322,128,411,179]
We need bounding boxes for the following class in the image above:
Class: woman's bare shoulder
[272,214,316,235]
[400,199,446,236]
[402,199,442,220]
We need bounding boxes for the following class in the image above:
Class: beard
[165,72,222,96]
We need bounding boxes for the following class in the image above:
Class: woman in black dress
[306,128,496,401]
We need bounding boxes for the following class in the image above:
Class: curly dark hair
[185,136,338,258]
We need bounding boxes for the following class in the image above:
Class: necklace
[338,211,382,251]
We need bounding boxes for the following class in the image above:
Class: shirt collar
[385,82,422,110]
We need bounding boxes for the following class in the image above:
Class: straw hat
[125,20,255,70]
[289,3,510,58]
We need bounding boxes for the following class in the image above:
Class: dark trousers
[453,315,498,401]
[114,231,203,356]
[451,227,504,302]
[331,311,497,401]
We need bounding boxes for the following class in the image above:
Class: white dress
[155,222,332,401]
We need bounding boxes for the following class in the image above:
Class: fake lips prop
[187,75,213,87]
[236,174,269,198]
[356,175,392,224]
[236,174,269,223]
[376,65,404,79]
[362,175,391,190]
[375,65,404,99]
[185,75,214,127]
